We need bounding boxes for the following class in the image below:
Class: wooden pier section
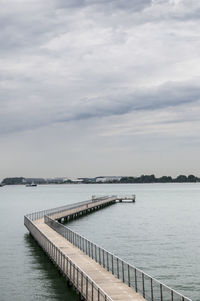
[24,195,192,301]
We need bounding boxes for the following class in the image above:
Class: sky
[0,0,200,180]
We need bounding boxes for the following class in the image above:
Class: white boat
[26,182,37,187]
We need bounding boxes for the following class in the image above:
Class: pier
[24,195,191,301]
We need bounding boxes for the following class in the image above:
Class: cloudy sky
[0,0,200,180]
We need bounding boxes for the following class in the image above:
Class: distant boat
[26,182,37,187]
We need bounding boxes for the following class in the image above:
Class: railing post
[81,271,83,295]
[99,248,101,265]
[128,264,130,287]
[107,252,109,271]
[55,247,57,265]
[73,264,75,283]
[62,252,64,270]
[171,290,174,301]
[86,277,88,300]
[91,242,93,259]
[112,255,114,274]
[64,255,66,275]
[135,268,137,292]
[77,235,79,249]
[117,258,119,278]
[67,256,69,275]
[142,273,145,298]
[52,244,54,261]
[62,253,64,271]
[160,284,163,301]
[151,278,154,301]
[92,281,94,301]
[122,261,124,282]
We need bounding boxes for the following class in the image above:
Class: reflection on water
[24,234,78,301]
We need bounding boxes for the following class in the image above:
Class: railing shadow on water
[24,234,79,301]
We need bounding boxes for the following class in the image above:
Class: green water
[0,184,199,300]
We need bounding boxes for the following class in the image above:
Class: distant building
[95,176,122,183]
[25,178,47,184]
[78,177,96,183]
[46,177,66,184]
[71,178,84,184]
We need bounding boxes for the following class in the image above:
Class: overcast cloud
[0,0,200,179]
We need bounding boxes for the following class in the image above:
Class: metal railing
[116,194,135,200]
[24,215,114,301]
[44,215,192,301]
[26,195,113,221]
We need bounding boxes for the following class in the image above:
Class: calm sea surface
[0,184,199,301]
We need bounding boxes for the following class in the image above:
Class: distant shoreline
[1,182,200,186]
[1,174,200,186]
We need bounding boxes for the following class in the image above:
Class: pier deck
[24,195,192,301]
[35,218,144,301]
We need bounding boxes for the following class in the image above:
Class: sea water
[0,184,199,301]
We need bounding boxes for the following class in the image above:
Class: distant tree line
[2,177,25,185]
[1,174,200,185]
[119,174,199,183]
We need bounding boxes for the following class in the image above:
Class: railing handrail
[44,213,192,301]
[25,197,192,301]
[116,194,135,198]
[25,215,114,301]
[26,195,115,220]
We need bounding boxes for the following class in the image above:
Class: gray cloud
[59,81,200,121]
[1,80,199,135]
[1,0,200,177]
[57,0,152,11]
